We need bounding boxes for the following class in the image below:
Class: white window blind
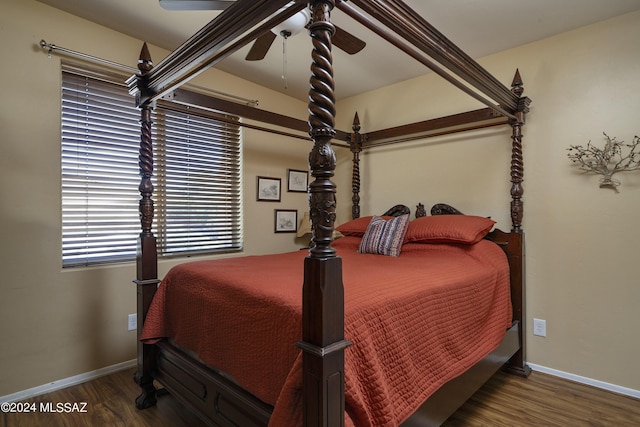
[154,105,242,256]
[61,63,242,267]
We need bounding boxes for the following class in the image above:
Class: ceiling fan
[159,0,366,61]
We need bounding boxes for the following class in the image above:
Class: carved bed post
[350,112,362,219]
[505,69,532,377]
[131,43,161,409]
[296,1,351,426]
[508,69,530,232]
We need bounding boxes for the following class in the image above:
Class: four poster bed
[128,1,532,426]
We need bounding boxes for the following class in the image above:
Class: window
[61,63,242,267]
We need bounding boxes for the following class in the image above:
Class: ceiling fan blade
[245,31,277,61]
[159,0,235,11]
[333,25,366,55]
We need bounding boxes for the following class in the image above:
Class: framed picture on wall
[287,169,308,193]
[257,176,281,201]
[275,209,297,233]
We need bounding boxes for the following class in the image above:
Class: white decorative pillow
[358,214,410,257]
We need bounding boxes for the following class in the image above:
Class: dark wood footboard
[153,341,272,426]
[138,323,521,427]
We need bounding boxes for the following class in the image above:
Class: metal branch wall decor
[567,132,640,193]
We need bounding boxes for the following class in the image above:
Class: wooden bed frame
[127,1,532,425]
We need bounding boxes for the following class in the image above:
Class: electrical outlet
[533,318,546,337]
[128,313,137,331]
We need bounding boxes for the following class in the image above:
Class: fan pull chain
[281,30,291,89]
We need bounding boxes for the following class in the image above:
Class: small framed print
[257,176,281,201]
[275,209,297,233]
[287,169,308,193]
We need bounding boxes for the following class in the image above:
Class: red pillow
[405,215,495,244]
[336,216,393,237]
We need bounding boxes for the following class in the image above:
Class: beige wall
[0,0,311,396]
[2,0,639,398]
[336,11,640,392]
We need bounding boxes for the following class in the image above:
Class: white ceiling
[37,0,640,101]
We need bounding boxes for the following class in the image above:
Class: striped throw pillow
[358,214,410,257]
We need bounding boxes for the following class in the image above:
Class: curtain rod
[39,39,260,107]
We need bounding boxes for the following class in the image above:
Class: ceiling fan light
[272,9,310,37]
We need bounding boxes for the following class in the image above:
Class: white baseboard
[3,360,638,404]
[0,359,136,403]
[528,363,640,399]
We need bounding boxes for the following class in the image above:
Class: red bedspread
[141,236,511,426]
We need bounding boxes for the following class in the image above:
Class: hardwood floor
[3,367,639,426]
[442,371,640,427]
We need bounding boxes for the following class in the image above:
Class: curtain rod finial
[39,39,54,57]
